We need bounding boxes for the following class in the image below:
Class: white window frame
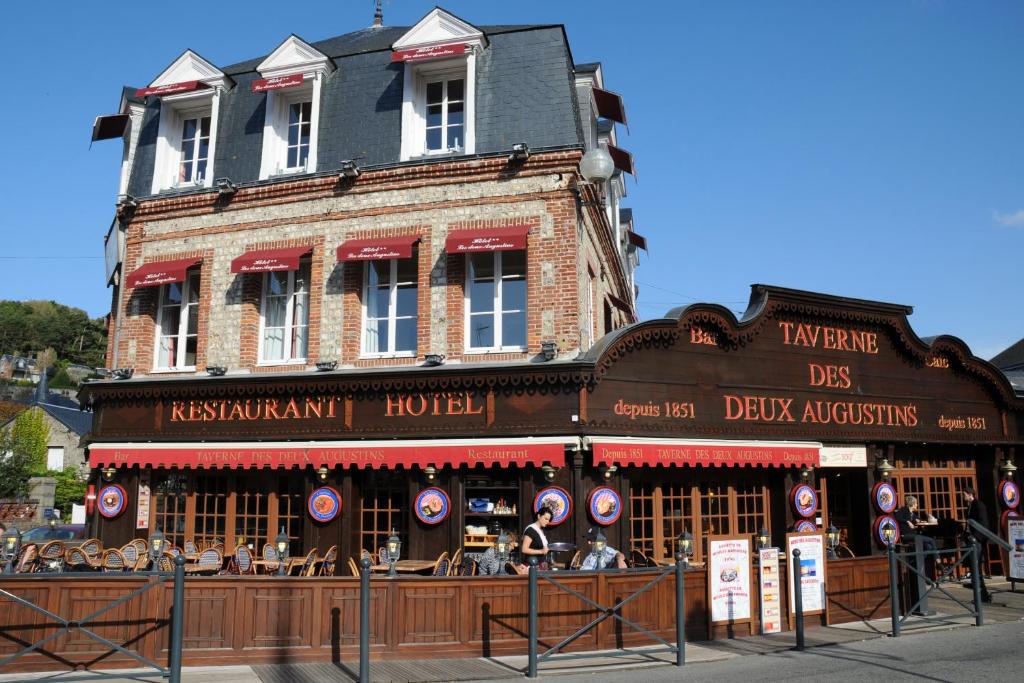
[464,251,527,353]
[361,258,418,358]
[258,76,324,179]
[151,90,221,194]
[153,271,200,372]
[46,446,65,472]
[257,263,311,365]
[400,54,476,161]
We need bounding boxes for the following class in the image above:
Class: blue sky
[1,1,1021,359]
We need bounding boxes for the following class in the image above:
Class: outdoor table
[370,560,436,574]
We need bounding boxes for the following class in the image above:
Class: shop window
[360,471,407,556]
[260,261,310,363]
[193,474,227,549]
[465,250,526,352]
[235,478,269,549]
[363,256,418,356]
[892,457,976,521]
[154,270,200,370]
[630,481,693,562]
[152,474,188,550]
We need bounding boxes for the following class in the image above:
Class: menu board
[708,535,753,628]
[786,532,826,615]
[1008,519,1024,581]
[759,548,782,634]
[136,479,151,529]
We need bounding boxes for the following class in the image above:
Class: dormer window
[425,76,464,153]
[178,113,211,184]
[255,36,333,180]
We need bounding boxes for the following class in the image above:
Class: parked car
[19,524,86,543]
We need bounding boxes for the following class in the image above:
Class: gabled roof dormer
[391,7,487,60]
[138,49,234,97]
[256,35,335,81]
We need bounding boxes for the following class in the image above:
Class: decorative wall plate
[872,482,898,514]
[587,487,622,526]
[534,486,572,526]
[794,520,817,533]
[415,487,451,525]
[999,480,1020,509]
[97,484,128,519]
[790,484,819,518]
[308,486,342,523]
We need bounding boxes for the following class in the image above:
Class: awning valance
[231,246,311,274]
[445,226,529,254]
[337,236,419,261]
[592,87,627,125]
[589,437,821,469]
[89,437,575,471]
[126,258,202,289]
[607,144,636,177]
[391,42,470,63]
[135,81,210,98]
[251,74,305,93]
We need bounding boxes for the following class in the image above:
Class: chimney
[372,0,383,27]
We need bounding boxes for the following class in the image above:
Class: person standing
[962,486,993,603]
[521,507,552,568]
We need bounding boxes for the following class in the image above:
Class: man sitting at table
[580,528,627,570]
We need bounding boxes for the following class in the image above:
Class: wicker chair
[167,546,183,557]
[120,543,140,569]
[319,546,338,576]
[431,551,450,577]
[290,548,318,577]
[459,559,478,576]
[377,546,388,564]
[193,549,224,574]
[629,549,653,568]
[101,548,128,572]
[447,549,463,576]
[569,550,582,570]
[65,546,95,571]
[184,539,199,556]
[80,538,102,558]
[130,539,148,556]
[36,541,66,572]
[347,557,360,576]
[14,545,38,573]
[155,553,175,572]
[233,545,256,575]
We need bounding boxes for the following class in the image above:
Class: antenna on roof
[372,0,383,28]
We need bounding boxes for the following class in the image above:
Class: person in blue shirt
[580,527,627,570]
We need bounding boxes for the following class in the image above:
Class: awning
[391,43,470,63]
[588,437,821,469]
[337,236,419,261]
[626,230,647,251]
[135,81,210,98]
[592,87,627,125]
[445,226,529,254]
[91,114,130,142]
[607,144,636,177]
[251,74,305,93]
[89,437,575,470]
[126,258,202,289]
[231,246,311,274]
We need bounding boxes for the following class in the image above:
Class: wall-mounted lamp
[424,465,437,483]
[826,524,840,560]
[580,147,614,184]
[1000,457,1017,480]
[316,360,338,372]
[112,368,134,380]
[541,465,558,482]
[206,366,227,377]
[101,467,117,482]
[540,340,558,361]
[601,464,618,481]
[508,142,530,163]
[339,160,360,179]
[800,466,813,481]
[116,194,138,209]
[316,466,329,483]
[876,456,895,481]
[215,177,237,196]
[423,353,445,367]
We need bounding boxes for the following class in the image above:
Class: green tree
[0,408,50,498]
[52,467,87,518]
[0,300,107,368]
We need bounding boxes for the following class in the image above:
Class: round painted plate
[790,484,819,518]
[874,515,901,547]
[415,487,451,525]
[587,487,622,526]
[97,484,127,519]
[999,480,1020,509]
[534,486,572,526]
[872,482,898,514]
[307,486,342,523]
[794,520,817,533]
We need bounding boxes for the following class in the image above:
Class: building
[1,373,91,474]
[992,338,1024,397]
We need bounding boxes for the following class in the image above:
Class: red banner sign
[231,246,311,274]
[135,81,208,97]
[251,74,305,93]
[445,227,529,254]
[90,441,567,470]
[126,258,202,289]
[337,236,419,261]
[391,43,470,63]
[592,439,820,469]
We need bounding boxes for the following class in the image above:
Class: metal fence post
[792,548,804,651]
[360,556,372,683]
[888,543,900,637]
[168,554,186,683]
[968,538,983,627]
[675,552,685,667]
[527,555,539,679]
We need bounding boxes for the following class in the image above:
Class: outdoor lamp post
[757,527,771,550]
[386,529,401,577]
[495,530,511,565]
[275,527,290,576]
[677,530,693,566]
[149,527,166,565]
[47,515,58,539]
[591,529,608,569]
[882,524,897,547]
[3,528,22,573]
[826,524,840,559]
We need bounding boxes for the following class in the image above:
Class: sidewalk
[1,581,1019,683]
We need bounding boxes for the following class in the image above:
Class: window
[152,474,188,550]
[259,261,310,363]
[286,101,312,171]
[466,251,526,351]
[360,471,407,555]
[425,77,464,153]
[46,447,65,471]
[363,257,418,356]
[178,115,210,185]
[155,270,200,370]
[259,86,319,178]
[152,95,218,192]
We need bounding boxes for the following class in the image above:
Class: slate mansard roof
[126,23,585,198]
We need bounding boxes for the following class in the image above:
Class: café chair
[253,544,280,574]
[65,546,97,571]
[348,557,360,576]
[155,553,175,572]
[235,544,256,575]
[319,546,338,576]
[184,539,199,557]
[101,548,128,573]
[193,548,224,575]
[80,538,102,559]
[569,551,582,570]
[629,549,653,568]
[289,548,318,577]
[120,543,140,569]
[129,538,149,556]
[432,551,450,577]
[447,549,463,576]
[459,559,478,576]
[36,541,66,572]
[14,545,38,573]
[377,546,388,564]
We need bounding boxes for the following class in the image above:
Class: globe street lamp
[386,529,401,578]
[275,527,290,577]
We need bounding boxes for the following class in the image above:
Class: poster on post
[1008,519,1024,580]
[136,479,151,529]
[786,532,826,616]
[759,547,782,634]
[707,535,753,631]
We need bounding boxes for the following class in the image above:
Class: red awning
[135,81,209,98]
[89,438,571,470]
[391,43,470,63]
[591,438,821,469]
[337,236,419,261]
[231,246,311,274]
[607,144,636,177]
[593,87,627,125]
[126,258,202,289]
[626,230,647,251]
[445,226,529,254]
[251,74,305,93]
